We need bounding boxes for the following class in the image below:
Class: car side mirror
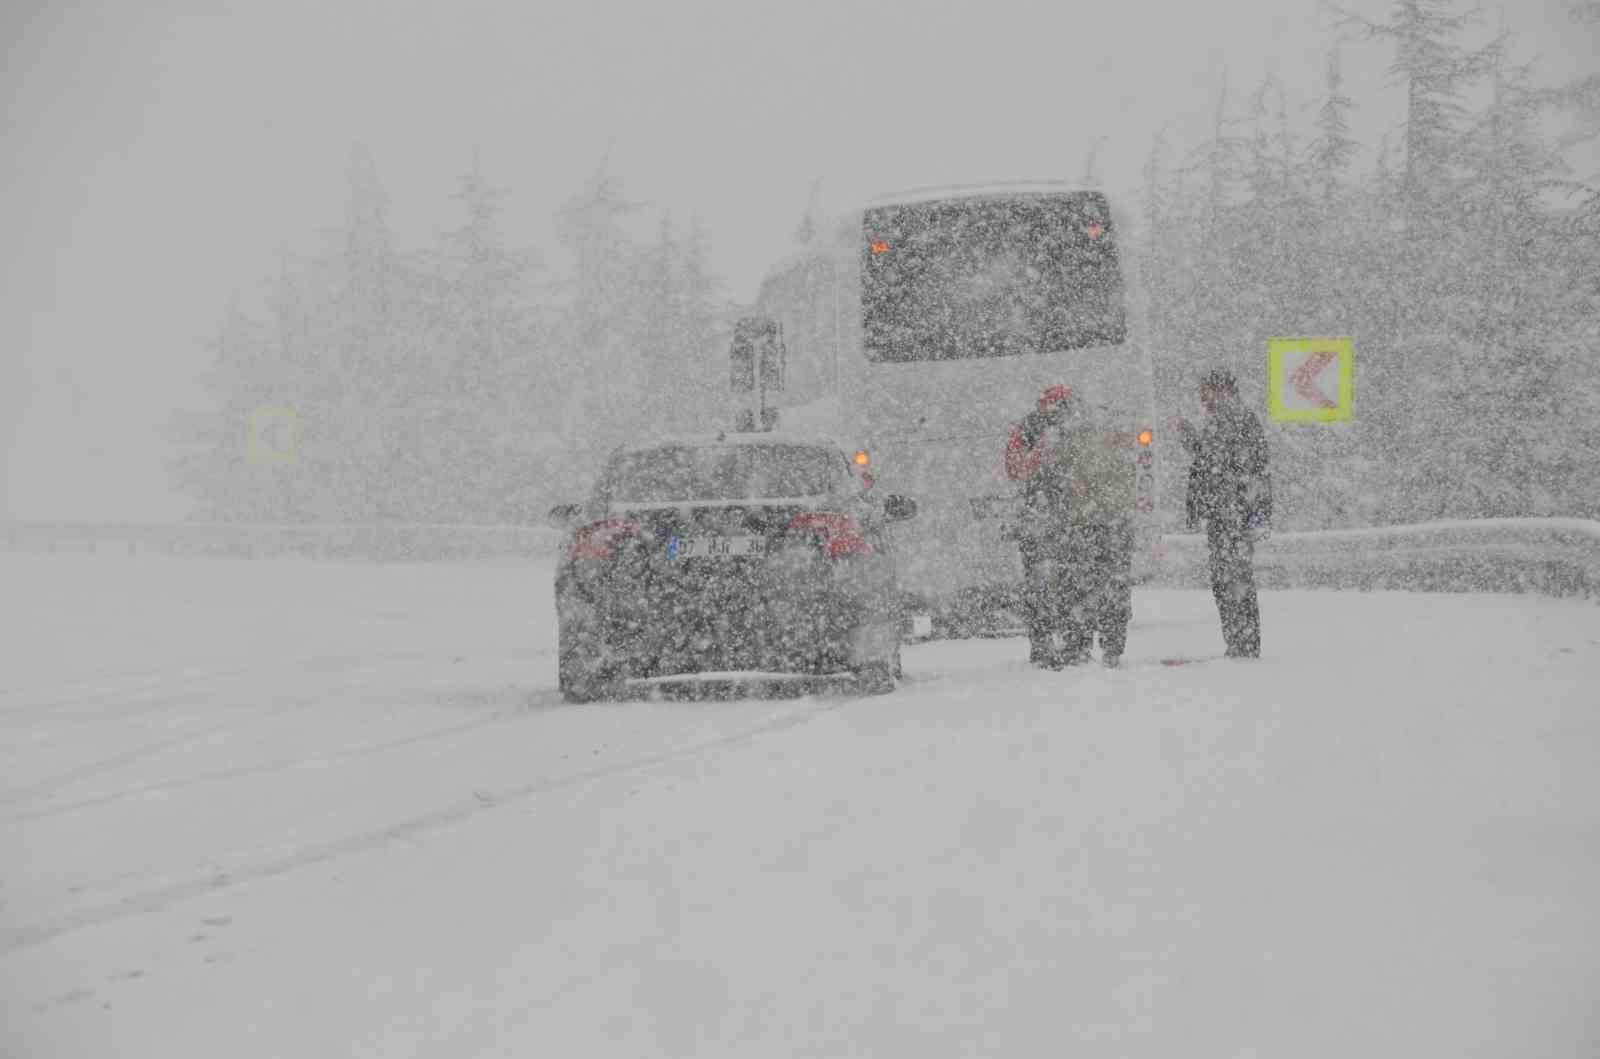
[547,503,583,528]
[883,494,917,522]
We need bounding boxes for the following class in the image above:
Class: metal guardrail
[1154,518,1600,598]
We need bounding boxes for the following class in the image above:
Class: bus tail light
[569,518,642,560]
[788,512,874,558]
[1137,428,1153,446]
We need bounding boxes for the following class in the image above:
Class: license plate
[668,535,766,560]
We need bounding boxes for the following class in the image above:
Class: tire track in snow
[0,663,257,718]
[0,700,536,823]
[0,691,338,807]
[0,691,857,954]
[0,648,549,806]
[0,660,240,701]
[0,647,543,727]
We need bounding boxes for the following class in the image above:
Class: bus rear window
[861,193,1126,362]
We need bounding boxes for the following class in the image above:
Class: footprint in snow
[37,988,95,1010]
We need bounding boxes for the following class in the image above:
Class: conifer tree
[1306,48,1360,213]
[1341,0,1491,236]
[422,158,548,520]
[673,216,724,431]
[556,163,642,448]
[169,301,272,520]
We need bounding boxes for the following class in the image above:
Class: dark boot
[1056,624,1091,666]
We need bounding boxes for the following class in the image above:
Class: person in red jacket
[1005,384,1074,481]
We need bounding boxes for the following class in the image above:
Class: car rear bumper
[623,670,859,697]
[558,576,895,679]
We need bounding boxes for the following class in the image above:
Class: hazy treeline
[1139,0,1600,527]
[175,1,1599,530]
[171,153,727,523]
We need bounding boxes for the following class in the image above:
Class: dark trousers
[1022,521,1133,663]
[1021,538,1056,664]
[1206,524,1260,657]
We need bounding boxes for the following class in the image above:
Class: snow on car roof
[863,181,1102,209]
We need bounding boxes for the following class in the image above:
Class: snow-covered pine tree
[1307,47,1361,215]
[637,213,681,437]
[315,145,425,522]
[555,163,643,453]
[1341,0,1492,241]
[168,300,273,521]
[1337,1,1499,519]
[1175,73,1252,374]
[1456,46,1600,516]
[419,158,550,522]
[669,217,724,436]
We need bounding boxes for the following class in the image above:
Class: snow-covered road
[3,554,1597,1057]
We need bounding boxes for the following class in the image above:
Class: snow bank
[1156,517,1600,598]
[1,521,560,562]
[7,516,1599,597]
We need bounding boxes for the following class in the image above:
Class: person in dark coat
[1183,369,1271,658]
[1007,385,1137,668]
[1007,385,1075,667]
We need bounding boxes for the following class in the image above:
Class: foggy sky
[3,0,1596,519]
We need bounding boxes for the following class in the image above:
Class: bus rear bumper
[898,583,1029,642]
[896,534,1163,642]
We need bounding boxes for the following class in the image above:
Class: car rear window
[605,444,841,502]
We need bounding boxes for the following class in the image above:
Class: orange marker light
[869,241,891,254]
[1137,429,1153,446]
[853,449,871,467]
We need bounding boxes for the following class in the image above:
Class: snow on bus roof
[863,181,1103,209]
[615,431,856,455]
[754,181,1115,276]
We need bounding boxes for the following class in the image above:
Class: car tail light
[568,518,641,560]
[788,512,873,558]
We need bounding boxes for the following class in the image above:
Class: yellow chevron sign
[247,405,299,466]
[1268,338,1354,422]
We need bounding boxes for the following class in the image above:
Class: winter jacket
[1005,408,1055,482]
[1005,385,1079,481]
[1010,409,1137,531]
[1185,403,1272,533]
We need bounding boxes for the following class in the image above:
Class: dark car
[550,435,917,701]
